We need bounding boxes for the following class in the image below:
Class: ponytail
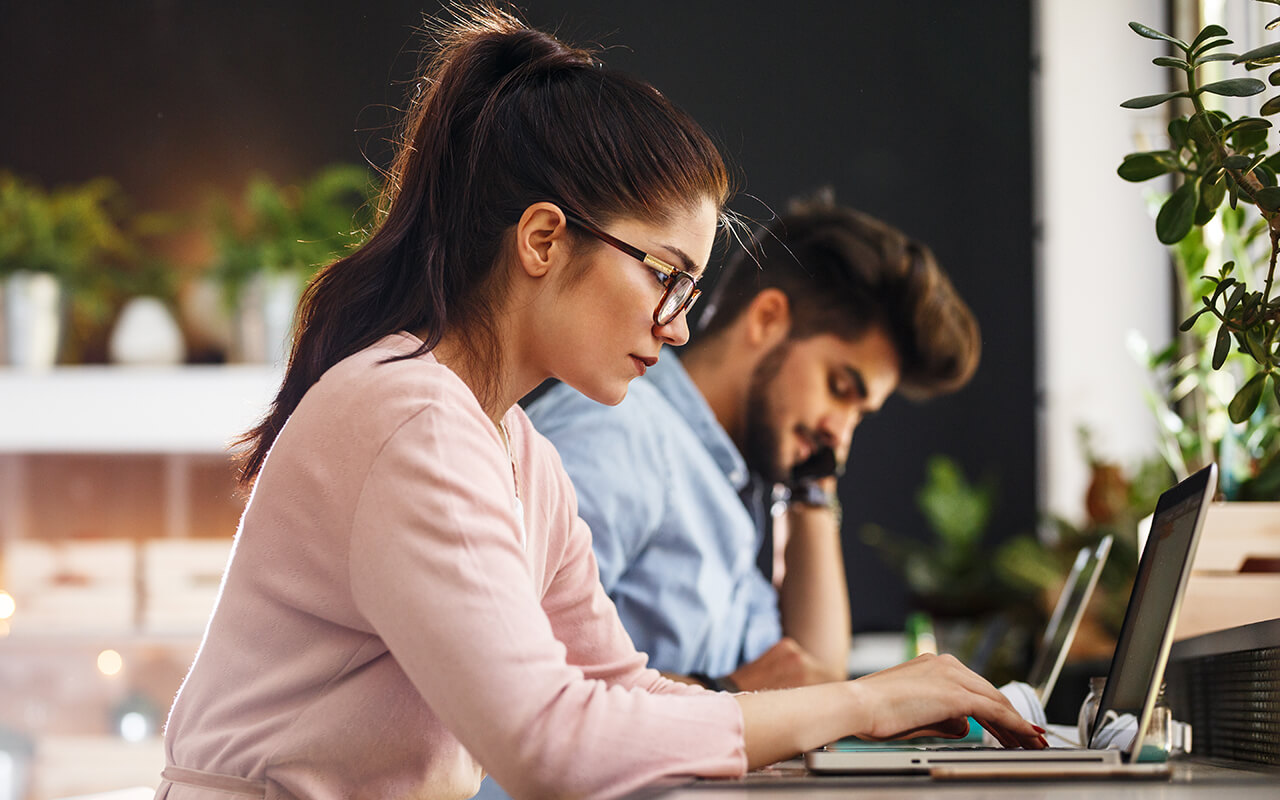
[234,3,729,487]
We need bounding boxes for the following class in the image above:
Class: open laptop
[806,464,1217,774]
[1026,534,1113,705]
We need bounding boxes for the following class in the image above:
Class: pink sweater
[159,333,747,800]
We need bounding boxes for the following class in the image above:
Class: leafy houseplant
[207,164,376,363]
[1117,6,1280,427]
[861,456,1052,684]
[209,164,376,310]
[1133,203,1280,499]
[0,172,141,364]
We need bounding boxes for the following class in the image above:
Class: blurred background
[5,0,1277,797]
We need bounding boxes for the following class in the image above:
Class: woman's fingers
[854,653,1048,749]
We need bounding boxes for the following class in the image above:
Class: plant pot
[108,296,186,366]
[1,270,64,369]
[230,271,302,365]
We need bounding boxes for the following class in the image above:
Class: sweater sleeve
[347,381,746,800]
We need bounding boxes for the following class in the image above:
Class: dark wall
[0,2,1035,633]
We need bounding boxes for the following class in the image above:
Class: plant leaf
[1122,90,1189,108]
[1179,307,1210,330]
[1156,181,1198,244]
[1223,154,1254,169]
[1223,116,1272,132]
[1271,68,1280,86]
[1189,24,1229,52]
[1254,185,1280,211]
[1262,95,1280,115]
[1197,173,1227,223]
[1236,41,1280,63]
[1193,38,1235,58]
[1117,154,1172,181]
[1198,78,1267,97]
[1130,21,1189,49]
[1226,282,1248,312]
[1169,118,1190,148]
[1213,325,1232,369]
[1153,56,1191,70]
[1228,373,1266,423]
[1196,52,1240,64]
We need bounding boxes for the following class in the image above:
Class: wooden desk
[629,759,1277,798]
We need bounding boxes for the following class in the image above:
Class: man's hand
[726,636,845,691]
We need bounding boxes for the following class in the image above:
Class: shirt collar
[647,353,750,491]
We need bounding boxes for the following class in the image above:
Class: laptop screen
[1088,464,1216,751]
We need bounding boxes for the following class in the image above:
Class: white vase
[109,296,187,365]
[232,271,302,365]
[1,270,64,370]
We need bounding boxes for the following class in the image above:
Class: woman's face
[541,198,719,405]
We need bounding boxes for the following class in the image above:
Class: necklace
[499,419,519,499]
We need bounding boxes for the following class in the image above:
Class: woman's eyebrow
[657,245,704,279]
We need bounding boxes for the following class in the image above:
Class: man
[526,193,982,691]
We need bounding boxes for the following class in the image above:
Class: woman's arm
[736,653,1048,769]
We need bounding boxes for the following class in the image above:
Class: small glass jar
[1077,676,1107,745]
[1136,684,1173,762]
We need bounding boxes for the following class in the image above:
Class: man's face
[741,328,901,484]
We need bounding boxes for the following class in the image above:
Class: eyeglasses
[564,213,702,326]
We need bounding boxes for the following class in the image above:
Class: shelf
[0,365,282,454]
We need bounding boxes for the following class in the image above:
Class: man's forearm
[777,492,851,677]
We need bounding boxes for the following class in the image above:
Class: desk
[629,760,1277,798]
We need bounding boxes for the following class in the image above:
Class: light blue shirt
[525,353,781,677]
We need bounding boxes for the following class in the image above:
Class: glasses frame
[563,212,702,326]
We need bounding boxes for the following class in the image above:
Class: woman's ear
[744,288,792,348]
[514,202,570,278]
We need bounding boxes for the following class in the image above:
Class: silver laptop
[1026,534,1113,705]
[806,464,1217,774]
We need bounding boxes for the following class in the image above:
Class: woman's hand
[849,653,1048,750]
[735,652,1046,770]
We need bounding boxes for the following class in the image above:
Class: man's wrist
[787,482,842,525]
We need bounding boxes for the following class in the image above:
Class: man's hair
[694,193,980,399]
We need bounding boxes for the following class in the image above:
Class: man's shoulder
[527,378,674,436]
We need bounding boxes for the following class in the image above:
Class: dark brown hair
[234,3,730,487]
[693,192,980,399]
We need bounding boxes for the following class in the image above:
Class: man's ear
[514,202,570,278]
[744,288,792,348]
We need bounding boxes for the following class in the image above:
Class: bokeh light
[97,649,124,676]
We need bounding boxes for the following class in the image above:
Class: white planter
[109,296,187,366]
[1,270,64,369]
[231,271,302,366]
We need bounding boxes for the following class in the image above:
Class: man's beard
[741,340,792,484]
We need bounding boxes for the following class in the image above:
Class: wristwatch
[789,481,834,508]
[788,481,843,526]
[689,673,741,693]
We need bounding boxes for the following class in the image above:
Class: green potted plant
[0,172,136,367]
[861,455,1054,685]
[207,164,376,364]
[1116,6,1279,425]
[1117,4,1280,502]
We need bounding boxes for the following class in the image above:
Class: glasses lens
[657,274,695,324]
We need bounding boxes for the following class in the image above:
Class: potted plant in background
[207,164,375,365]
[0,172,137,368]
[861,455,1058,686]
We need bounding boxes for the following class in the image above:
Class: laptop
[806,464,1217,774]
[1026,534,1113,705]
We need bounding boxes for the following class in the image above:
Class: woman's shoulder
[295,333,489,441]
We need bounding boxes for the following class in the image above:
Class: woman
[157,5,1045,799]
